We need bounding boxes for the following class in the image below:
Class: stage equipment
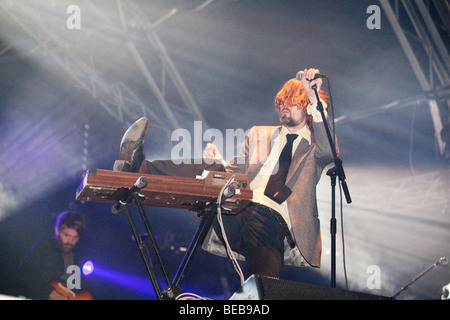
[230,275,392,300]
[311,82,352,288]
[392,257,448,299]
[76,168,251,299]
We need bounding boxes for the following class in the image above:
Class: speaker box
[230,275,392,300]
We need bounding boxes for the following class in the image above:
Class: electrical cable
[339,181,348,290]
[175,292,212,300]
[216,175,245,286]
[174,175,245,300]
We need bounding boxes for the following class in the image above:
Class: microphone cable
[216,175,245,286]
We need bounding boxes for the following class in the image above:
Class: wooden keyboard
[76,168,252,213]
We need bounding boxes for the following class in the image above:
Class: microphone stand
[312,84,352,289]
[392,257,448,299]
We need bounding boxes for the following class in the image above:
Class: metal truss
[379,0,450,160]
[115,0,207,129]
[0,0,207,138]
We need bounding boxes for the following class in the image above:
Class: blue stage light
[82,260,94,276]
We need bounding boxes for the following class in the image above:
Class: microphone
[222,182,238,199]
[111,176,148,214]
[296,70,327,81]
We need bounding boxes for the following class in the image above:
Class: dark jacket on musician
[15,238,85,299]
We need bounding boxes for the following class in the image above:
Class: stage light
[82,260,94,276]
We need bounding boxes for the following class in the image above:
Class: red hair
[274,78,329,110]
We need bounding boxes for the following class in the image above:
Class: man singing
[115,68,337,279]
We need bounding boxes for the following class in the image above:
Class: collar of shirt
[279,124,311,149]
[256,125,311,177]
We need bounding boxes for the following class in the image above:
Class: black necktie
[264,133,298,204]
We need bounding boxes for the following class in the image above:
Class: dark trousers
[212,203,285,278]
[141,159,285,278]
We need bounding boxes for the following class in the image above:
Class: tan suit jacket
[202,119,337,267]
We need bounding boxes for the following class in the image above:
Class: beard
[56,238,74,253]
[280,113,302,127]
[279,106,309,128]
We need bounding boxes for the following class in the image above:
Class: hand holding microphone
[296,69,327,81]
[296,68,326,104]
